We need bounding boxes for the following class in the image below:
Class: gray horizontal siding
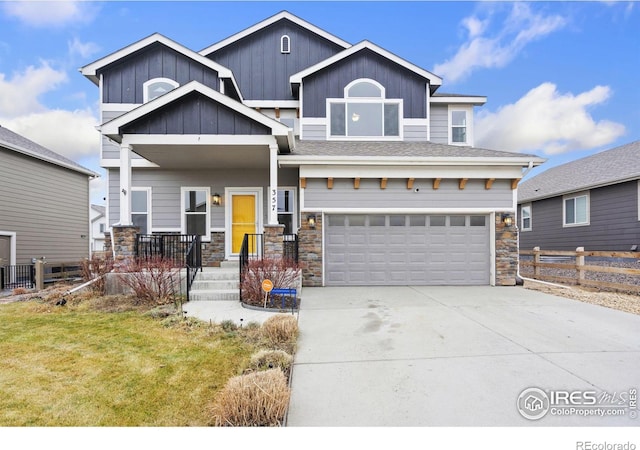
[206,19,344,101]
[303,48,427,119]
[305,178,513,210]
[403,124,428,141]
[108,167,299,230]
[0,148,90,264]
[101,42,219,104]
[430,104,448,144]
[121,92,270,135]
[519,181,640,251]
[301,123,326,140]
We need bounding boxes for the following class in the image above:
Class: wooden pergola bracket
[485,178,495,190]
[433,178,441,190]
[380,178,388,189]
[354,177,360,189]
[327,177,334,189]
[300,177,306,189]
[459,178,468,190]
[407,178,415,190]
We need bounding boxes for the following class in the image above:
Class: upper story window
[143,78,179,103]
[328,79,402,140]
[281,35,290,54]
[521,204,532,231]
[563,192,589,227]
[449,106,473,146]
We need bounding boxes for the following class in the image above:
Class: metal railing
[185,235,202,301]
[283,234,298,263]
[135,234,202,301]
[1,265,35,290]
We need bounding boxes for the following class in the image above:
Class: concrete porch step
[195,269,239,281]
[188,289,240,301]
[191,279,239,290]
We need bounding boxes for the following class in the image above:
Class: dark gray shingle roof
[0,125,97,176]
[292,139,542,159]
[519,140,640,202]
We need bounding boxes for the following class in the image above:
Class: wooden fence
[520,247,640,293]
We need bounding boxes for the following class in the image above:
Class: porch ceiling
[130,144,270,169]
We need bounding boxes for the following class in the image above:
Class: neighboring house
[518,140,640,251]
[90,204,107,253]
[0,125,98,266]
[80,10,544,287]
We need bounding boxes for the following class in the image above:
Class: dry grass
[0,296,256,426]
[210,369,291,426]
[261,314,299,353]
[246,349,293,379]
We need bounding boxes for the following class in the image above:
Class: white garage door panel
[325,214,490,286]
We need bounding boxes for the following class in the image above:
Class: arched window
[280,35,291,54]
[329,78,401,139]
[143,78,179,103]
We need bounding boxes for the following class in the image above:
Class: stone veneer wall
[298,212,322,287]
[201,231,225,266]
[495,212,518,286]
[111,225,140,269]
[264,224,285,259]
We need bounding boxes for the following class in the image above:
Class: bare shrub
[11,287,29,295]
[210,369,290,426]
[81,254,114,295]
[119,257,182,305]
[240,258,300,307]
[246,349,293,379]
[261,314,298,352]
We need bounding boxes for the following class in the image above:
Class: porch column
[119,143,133,226]
[268,143,278,225]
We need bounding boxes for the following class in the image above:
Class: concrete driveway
[285,286,640,426]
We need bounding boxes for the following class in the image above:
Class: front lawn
[0,296,257,426]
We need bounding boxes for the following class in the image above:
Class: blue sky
[0,1,638,205]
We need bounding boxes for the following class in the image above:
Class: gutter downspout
[516,160,571,289]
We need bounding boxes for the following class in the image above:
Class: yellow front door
[231,194,256,253]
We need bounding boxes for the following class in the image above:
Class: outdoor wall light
[501,214,513,227]
[212,193,222,206]
[307,214,317,228]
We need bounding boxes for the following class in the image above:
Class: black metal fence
[135,234,202,301]
[1,265,35,290]
[283,234,298,263]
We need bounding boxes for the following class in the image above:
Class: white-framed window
[328,78,402,140]
[99,223,105,233]
[181,187,211,240]
[277,188,297,234]
[131,187,151,234]
[448,106,473,145]
[281,35,290,54]
[563,192,589,227]
[143,77,179,103]
[521,204,532,231]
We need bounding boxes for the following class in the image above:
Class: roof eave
[519,174,640,203]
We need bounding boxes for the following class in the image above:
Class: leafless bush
[240,258,300,307]
[81,254,114,295]
[261,314,298,352]
[119,256,182,305]
[210,369,290,426]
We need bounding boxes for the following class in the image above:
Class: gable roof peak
[80,32,234,85]
[290,39,442,88]
[199,10,351,56]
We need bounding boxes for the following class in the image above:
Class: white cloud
[0,62,67,116]
[2,108,100,160]
[475,82,626,155]
[68,37,101,59]
[0,62,100,160]
[434,4,567,83]
[1,0,98,27]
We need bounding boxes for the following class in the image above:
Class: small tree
[119,256,182,305]
[240,258,300,307]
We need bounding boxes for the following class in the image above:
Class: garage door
[325,214,490,285]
